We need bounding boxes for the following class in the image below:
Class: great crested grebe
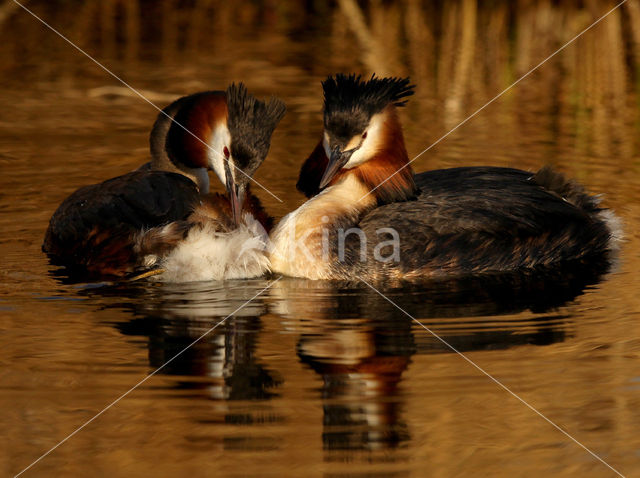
[44,83,285,282]
[269,74,621,281]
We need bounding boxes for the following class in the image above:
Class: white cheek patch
[344,113,385,169]
[207,123,232,184]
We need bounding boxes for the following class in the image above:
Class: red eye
[362,132,367,139]
[223,146,230,158]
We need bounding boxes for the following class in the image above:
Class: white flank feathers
[157,213,270,282]
[598,209,624,251]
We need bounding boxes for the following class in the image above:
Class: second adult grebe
[44,83,285,282]
[269,74,620,281]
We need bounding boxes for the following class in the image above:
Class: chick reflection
[271,265,608,453]
[110,281,282,400]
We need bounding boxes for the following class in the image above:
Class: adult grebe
[44,83,285,282]
[269,74,620,280]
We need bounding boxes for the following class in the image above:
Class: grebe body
[269,75,620,281]
[44,84,284,281]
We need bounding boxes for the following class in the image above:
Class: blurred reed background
[1,0,638,162]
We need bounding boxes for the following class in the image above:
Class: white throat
[323,112,386,171]
[344,113,385,169]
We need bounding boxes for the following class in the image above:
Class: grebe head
[224,83,286,224]
[318,74,414,189]
[152,85,285,225]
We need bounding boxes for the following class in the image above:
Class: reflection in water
[271,263,608,455]
[298,318,413,452]
[69,261,608,458]
[90,282,282,401]
[119,315,281,400]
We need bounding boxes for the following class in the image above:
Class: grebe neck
[150,151,210,194]
[148,93,218,194]
[269,175,376,279]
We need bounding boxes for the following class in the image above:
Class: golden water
[1,1,640,477]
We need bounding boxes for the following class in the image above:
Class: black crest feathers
[226,83,286,180]
[323,74,414,115]
[322,74,414,139]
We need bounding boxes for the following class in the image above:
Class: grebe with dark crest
[269,74,620,280]
[44,83,285,282]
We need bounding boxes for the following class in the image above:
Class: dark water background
[1,1,640,476]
